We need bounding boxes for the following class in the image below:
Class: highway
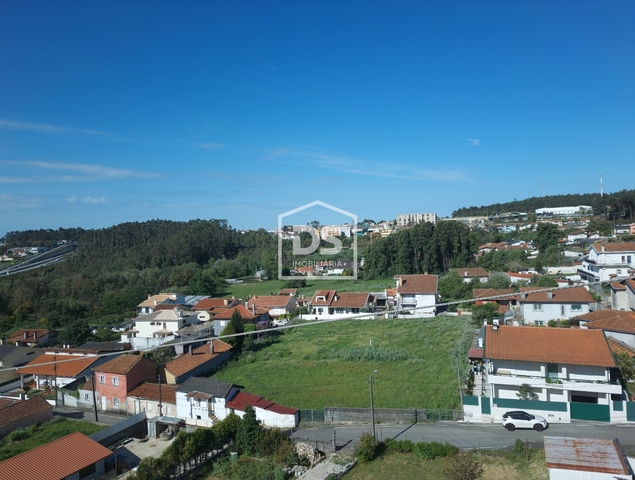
[0,243,76,276]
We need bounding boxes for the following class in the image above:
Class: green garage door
[570,402,610,422]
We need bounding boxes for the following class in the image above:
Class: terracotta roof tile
[484,325,615,367]
[591,242,635,253]
[310,290,336,306]
[95,354,153,375]
[451,267,489,278]
[518,286,594,304]
[278,289,298,295]
[473,288,516,299]
[395,274,438,294]
[165,340,232,377]
[577,310,635,334]
[0,432,112,480]
[610,282,627,291]
[6,329,53,343]
[0,396,52,428]
[214,305,268,321]
[607,338,635,358]
[247,296,293,308]
[193,298,237,310]
[16,354,99,377]
[331,292,370,308]
[127,382,179,404]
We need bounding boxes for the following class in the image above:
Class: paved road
[292,421,635,452]
[53,405,129,426]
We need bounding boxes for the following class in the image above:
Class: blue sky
[1,1,634,234]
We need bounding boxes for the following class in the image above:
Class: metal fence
[299,409,325,423]
[299,407,461,424]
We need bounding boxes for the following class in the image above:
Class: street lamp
[369,370,378,438]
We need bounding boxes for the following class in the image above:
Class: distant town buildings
[535,206,593,216]
[396,213,438,226]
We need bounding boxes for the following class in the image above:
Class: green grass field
[343,450,548,480]
[213,316,474,409]
[219,277,396,299]
[0,417,105,461]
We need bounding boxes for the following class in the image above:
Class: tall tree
[236,405,262,455]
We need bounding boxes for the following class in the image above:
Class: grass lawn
[213,316,474,409]
[343,450,548,480]
[218,277,396,299]
[0,417,106,462]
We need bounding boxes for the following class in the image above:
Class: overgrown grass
[219,278,396,299]
[0,417,105,461]
[213,316,474,409]
[343,449,548,480]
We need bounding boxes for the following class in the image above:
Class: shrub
[384,437,414,453]
[355,433,380,463]
[442,452,483,480]
[413,441,458,461]
[7,428,30,442]
[255,428,292,458]
[513,438,524,457]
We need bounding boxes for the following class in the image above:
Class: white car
[501,410,548,432]
[273,319,288,327]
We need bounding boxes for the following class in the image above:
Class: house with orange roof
[127,381,179,417]
[0,431,113,480]
[518,286,594,325]
[465,325,622,424]
[164,339,232,384]
[610,279,635,311]
[394,274,438,317]
[192,297,239,322]
[245,295,298,318]
[212,305,270,336]
[225,391,299,428]
[93,354,157,413]
[473,288,518,313]
[451,267,489,283]
[4,329,57,347]
[16,351,104,389]
[579,242,635,282]
[137,293,187,315]
[578,310,635,350]
[308,290,374,319]
[0,344,42,385]
[507,271,540,284]
[0,395,53,438]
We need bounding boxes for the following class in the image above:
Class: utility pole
[158,374,163,417]
[91,372,99,423]
[453,351,464,415]
[369,369,378,439]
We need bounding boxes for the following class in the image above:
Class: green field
[219,277,396,299]
[0,417,105,461]
[343,450,548,480]
[213,316,474,410]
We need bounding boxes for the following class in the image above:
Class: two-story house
[212,305,270,336]
[192,297,239,322]
[450,267,489,283]
[175,377,239,427]
[245,296,298,319]
[0,344,42,385]
[127,382,179,417]
[137,293,187,316]
[579,242,635,282]
[164,340,232,384]
[394,274,438,317]
[610,279,635,311]
[16,351,104,389]
[471,325,621,423]
[518,286,594,325]
[128,308,200,350]
[93,354,157,413]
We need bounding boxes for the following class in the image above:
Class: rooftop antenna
[600,172,603,197]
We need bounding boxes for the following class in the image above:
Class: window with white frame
[571,304,582,311]
[112,376,118,386]
[533,304,543,311]
[85,393,90,401]
[113,398,119,406]
[99,375,105,384]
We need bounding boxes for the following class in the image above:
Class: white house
[566,230,588,245]
[394,274,438,317]
[225,391,299,428]
[245,295,298,319]
[518,286,594,325]
[137,293,187,315]
[175,377,239,427]
[129,309,199,346]
[579,242,635,283]
[544,436,634,480]
[465,326,622,424]
[578,310,635,350]
[308,291,374,320]
[450,267,489,283]
[610,279,635,311]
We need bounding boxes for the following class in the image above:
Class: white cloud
[466,138,481,146]
[81,196,107,204]
[0,160,161,182]
[68,196,77,202]
[0,119,106,135]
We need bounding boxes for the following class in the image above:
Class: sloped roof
[610,282,626,291]
[0,432,112,480]
[591,242,635,253]
[578,310,635,335]
[518,286,594,304]
[607,338,635,358]
[331,292,370,308]
[0,396,52,428]
[16,354,99,377]
[6,329,53,343]
[473,288,516,300]
[278,288,298,295]
[95,354,153,375]
[544,436,632,475]
[192,298,236,310]
[484,325,615,367]
[177,376,234,398]
[395,275,438,294]
[128,382,179,404]
[310,290,336,306]
[137,294,173,308]
[247,296,293,308]
[226,391,298,415]
[451,267,489,278]
[214,305,268,321]
[165,340,232,377]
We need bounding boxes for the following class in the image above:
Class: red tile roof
[395,275,438,294]
[95,354,153,375]
[577,310,635,334]
[473,288,516,299]
[278,288,298,295]
[226,391,298,415]
[310,290,336,306]
[192,298,237,310]
[247,295,293,308]
[214,305,268,321]
[607,338,635,358]
[0,432,112,480]
[591,242,635,253]
[165,340,232,377]
[484,325,615,367]
[518,286,594,304]
[0,396,52,428]
[6,329,53,344]
[127,382,179,404]
[16,354,99,377]
[610,282,626,291]
[331,292,370,308]
[266,403,299,415]
[451,267,489,278]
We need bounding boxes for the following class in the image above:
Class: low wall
[324,407,461,424]
[90,412,147,447]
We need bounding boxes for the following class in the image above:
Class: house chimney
[251,303,255,315]
[210,341,214,354]
[24,332,27,340]
[0,337,5,345]
[189,344,193,355]
[148,294,152,299]
[33,332,37,340]
[154,299,158,305]
[547,292,553,299]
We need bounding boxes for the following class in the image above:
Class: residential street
[292,421,635,453]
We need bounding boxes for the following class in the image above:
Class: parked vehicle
[501,410,548,432]
[272,319,288,327]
